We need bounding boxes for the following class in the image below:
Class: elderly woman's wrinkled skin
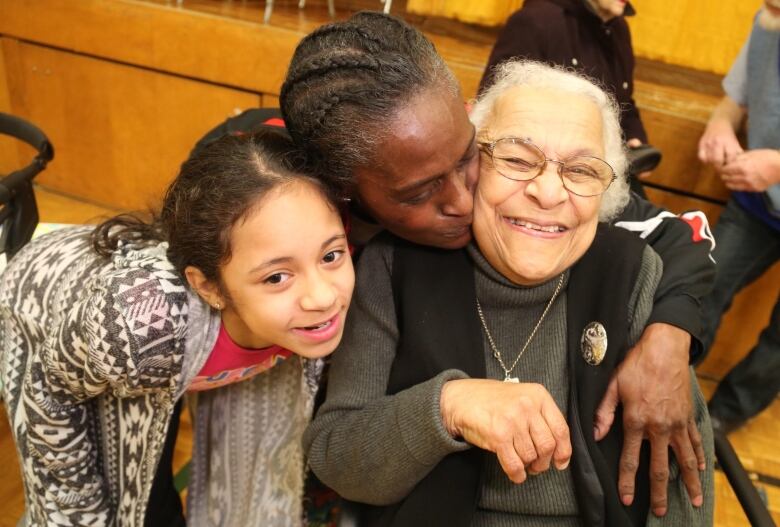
[473,86,603,285]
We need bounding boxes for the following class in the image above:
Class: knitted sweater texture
[304,236,714,526]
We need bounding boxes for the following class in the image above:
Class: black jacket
[479,0,647,143]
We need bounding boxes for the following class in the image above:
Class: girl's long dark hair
[91,129,337,282]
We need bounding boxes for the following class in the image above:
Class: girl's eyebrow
[249,234,347,274]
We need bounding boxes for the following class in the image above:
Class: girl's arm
[20,261,187,524]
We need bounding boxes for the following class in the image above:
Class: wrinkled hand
[719,149,780,192]
[440,379,571,484]
[698,121,743,167]
[593,323,705,517]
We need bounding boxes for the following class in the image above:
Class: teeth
[304,321,330,331]
[507,218,564,233]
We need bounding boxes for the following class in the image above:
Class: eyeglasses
[478,137,616,197]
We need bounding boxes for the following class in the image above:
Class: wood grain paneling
[3,40,260,210]
[0,37,21,177]
[643,186,724,223]
[634,80,731,202]
[261,94,280,109]
[0,0,299,96]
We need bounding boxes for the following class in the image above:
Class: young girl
[0,129,354,526]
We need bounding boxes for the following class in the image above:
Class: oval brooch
[581,321,607,366]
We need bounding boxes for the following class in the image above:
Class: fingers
[689,417,706,471]
[648,432,671,517]
[722,143,744,165]
[526,413,555,474]
[670,425,704,509]
[698,137,743,167]
[617,421,643,507]
[541,396,572,470]
[593,375,619,441]
[698,138,726,166]
[497,386,571,482]
[496,442,528,484]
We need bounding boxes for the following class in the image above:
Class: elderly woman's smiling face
[473,86,604,286]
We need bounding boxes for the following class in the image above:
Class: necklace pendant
[503,375,520,384]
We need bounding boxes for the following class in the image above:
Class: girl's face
[214,180,354,359]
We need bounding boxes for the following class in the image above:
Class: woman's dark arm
[600,194,714,516]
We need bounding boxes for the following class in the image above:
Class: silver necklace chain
[475,272,565,382]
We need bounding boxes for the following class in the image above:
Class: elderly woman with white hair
[304,60,714,527]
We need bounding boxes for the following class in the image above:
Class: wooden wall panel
[261,94,280,108]
[3,41,260,210]
[0,38,21,177]
[0,0,299,96]
[634,80,731,202]
[643,186,723,224]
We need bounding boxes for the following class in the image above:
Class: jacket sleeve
[18,262,187,524]
[479,9,552,93]
[303,236,469,505]
[45,265,187,399]
[189,107,286,158]
[620,22,648,143]
[612,193,716,361]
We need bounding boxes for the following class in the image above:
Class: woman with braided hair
[193,11,713,519]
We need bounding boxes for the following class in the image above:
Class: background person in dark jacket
[480,0,650,193]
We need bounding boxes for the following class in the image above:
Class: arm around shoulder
[614,194,715,360]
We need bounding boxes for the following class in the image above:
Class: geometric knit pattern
[0,227,188,526]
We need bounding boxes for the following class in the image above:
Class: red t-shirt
[188,323,292,392]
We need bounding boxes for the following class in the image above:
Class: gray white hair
[470,60,630,221]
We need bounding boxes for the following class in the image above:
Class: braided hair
[280,11,459,193]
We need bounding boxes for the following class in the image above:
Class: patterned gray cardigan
[0,227,320,527]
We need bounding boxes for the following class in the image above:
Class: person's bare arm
[698,96,747,167]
